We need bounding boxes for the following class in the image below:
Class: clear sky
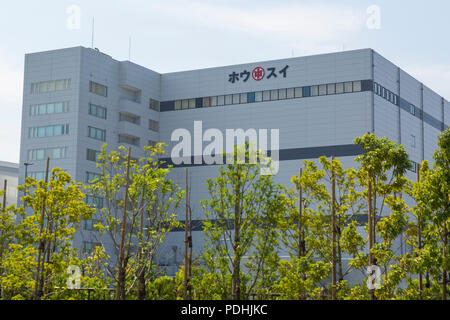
[0,0,449,163]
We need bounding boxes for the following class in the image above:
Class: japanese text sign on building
[228,65,289,84]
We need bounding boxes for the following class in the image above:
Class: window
[86,196,104,209]
[83,241,102,254]
[336,83,344,94]
[409,104,416,115]
[311,85,319,96]
[263,90,271,101]
[240,93,248,104]
[86,172,101,183]
[28,147,67,161]
[86,149,100,162]
[270,89,278,100]
[203,97,211,107]
[148,140,158,147]
[89,81,107,97]
[89,103,107,119]
[188,99,195,109]
[217,95,225,106]
[233,93,241,104]
[29,124,69,138]
[29,172,45,180]
[175,100,182,110]
[84,219,102,231]
[31,79,71,94]
[287,88,295,99]
[181,99,189,109]
[224,95,233,105]
[278,88,287,100]
[119,112,140,125]
[353,81,362,92]
[119,134,140,146]
[255,92,263,102]
[409,161,418,173]
[294,87,303,98]
[88,126,106,141]
[344,82,353,93]
[327,83,336,95]
[302,86,311,97]
[393,95,398,105]
[149,119,159,132]
[30,101,69,116]
[149,99,160,111]
[319,85,327,96]
[211,96,217,106]
[247,92,255,103]
[410,134,416,148]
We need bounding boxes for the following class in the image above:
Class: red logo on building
[252,67,265,81]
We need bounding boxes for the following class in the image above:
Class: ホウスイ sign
[228,65,289,83]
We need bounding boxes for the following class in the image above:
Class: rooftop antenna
[91,17,95,48]
[128,36,131,61]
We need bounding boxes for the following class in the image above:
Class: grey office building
[19,47,449,275]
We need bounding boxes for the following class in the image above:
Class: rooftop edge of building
[23,46,449,103]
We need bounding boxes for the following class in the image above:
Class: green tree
[279,157,365,299]
[13,167,94,300]
[89,143,182,300]
[411,128,450,300]
[353,133,411,299]
[201,147,284,300]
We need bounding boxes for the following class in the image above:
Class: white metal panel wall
[160,49,372,101]
[19,47,83,185]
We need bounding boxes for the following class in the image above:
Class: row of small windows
[29,171,45,180]
[374,82,417,116]
[31,79,71,94]
[90,81,108,97]
[373,82,399,106]
[173,80,363,110]
[28,124,69,138]
[28,147,67,161]
[30,101,69,116]
[29,170,67,180]
[89,103,107,119]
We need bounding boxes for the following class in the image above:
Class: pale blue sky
[1,0,449,163]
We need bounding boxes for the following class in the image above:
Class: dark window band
[159,144,365,168]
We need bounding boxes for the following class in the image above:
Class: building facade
[19,47,449,275]
[0,161,19,208]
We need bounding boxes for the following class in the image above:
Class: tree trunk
[331,158,337,300]
[367,172,375,300]
[137,264,146,300]
[32,157,50,300]
[115,148,131,300]
[231,166,241,300]
[443,224,448,300]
